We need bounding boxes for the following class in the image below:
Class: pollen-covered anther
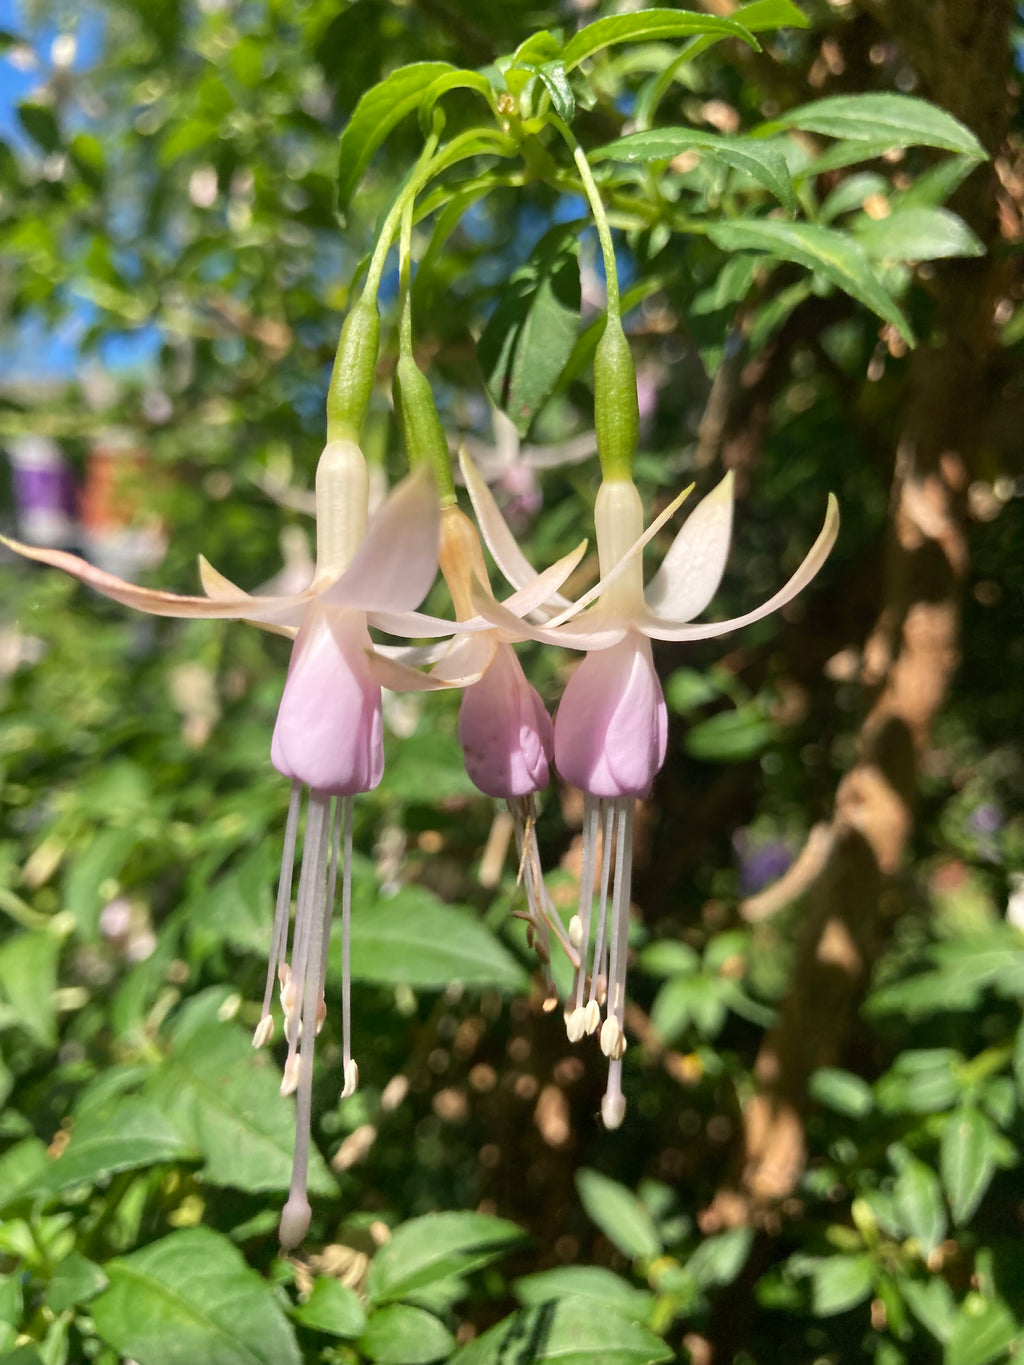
[568,914,583,949]
[341,1058,359,1099]
[542,990,559,1014]
[565,1006,587,1044]
[600,1015,626,1060]
[252,1015,274,1049]
[280,1054,301,1097]
[583,999,602,1035]
[315,998,327,1035]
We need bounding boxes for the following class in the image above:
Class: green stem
[550,115,620,319]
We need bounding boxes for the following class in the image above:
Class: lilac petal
[460,448,571,605]
[459,643,553,798]
[644,471,734,622]
[542,483,693,629]
[1,534,310,625]
[468,579,627,651]
[271,605,384,795]
[637,493,839,640]
[554,632,667,799]
[368,632,497,692]
[320,465,439,613]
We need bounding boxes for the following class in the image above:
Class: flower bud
[393,356,454,500]
[593,318,639,481]
[326,297,380,440]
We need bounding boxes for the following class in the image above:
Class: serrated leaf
[449,1297,673,1365]
[292,1277,367,1338]
[941,1106,997,1225]
[144,1022,336,1196]
[46,1100,194,1193]
[478,230,580,437]
[514,1266,656,1321]
[763,93,985,158]
[576,1169,662,1261]
[561,11,759,72]
[594,130,795,212]
[367,1212,524,1304]
[91,1228,300,1365]
[852,207,984,262]
[943,1297,1019,1365]
[336,62,455,213]
[706,218,913,344]
[359,1305,454,1364]
[809,1067,874,1119]
[349,887,528,991]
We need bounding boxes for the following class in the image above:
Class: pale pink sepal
[495,540,589,619]
[459,643,553,798]
[468,579,627,652]
[367,632,497,692]
[459,449,572,610]
[637,493,839,640]
[541,483,693,629]
[554,632,667,799]
[198,555,297,640]
[644,471,734,621]
[319,465,439,614]
[271,605,384,795]
[0,534,310,626]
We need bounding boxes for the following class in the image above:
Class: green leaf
[944,1297,1019,1365]
[763,93,986,158]
[43,1252,108,1315]
[686,1227,753,1290]
[819,172,889,225]
[350,886,528,991]
[876,1049,962,1115]
[514,1266,656,1321]
[0,1138,49,1214]
[594,130,795,213]
[478,229,580,438]
[0,1272,22,1352]
[359,1305,454,1364]
[17,102,59,153]
[576,1169,662,1261]
[449,1297,673,1365]
[636,941,701,978]
[900,1274,956,1343]
[706,218,913,344]
[560,11,759,72]
[890,1146,947,1258]
[0,928,59,1047]
[852,207,984,263]
[789,1252,874,1316]
[144,1022,336,1196]
[336,62,455,213]
[46,1100,194,1193]
[91,1228,300,1365]
[650,975,728,1043]
[292,1277,367,1339]
[685,707,777,763]
[941,1106,997,1225]
[727,0,809,31]
[665,667,726,713]
[537,61,575,124]
[367,1212,524,1304]
[809,1067,875,1119]
[62,827,137,939]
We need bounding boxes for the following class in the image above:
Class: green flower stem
[550,115,620,320]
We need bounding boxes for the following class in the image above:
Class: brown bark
[704,0,1015,1237]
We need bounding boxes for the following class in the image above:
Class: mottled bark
[705,0,1015,1237]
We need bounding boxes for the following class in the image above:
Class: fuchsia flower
[3,438,453,1247]
[467,464,838,1127]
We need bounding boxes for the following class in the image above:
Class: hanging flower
[467,466,839,1127]
[2,438,458,1246]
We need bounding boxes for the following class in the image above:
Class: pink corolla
[2,438,450,1247]
[468,465,839,1128]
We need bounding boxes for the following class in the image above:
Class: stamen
[587,799,615,1008]
[570,795,600,1018]
[601,1058,627,1130]
[602,798,634,1078]
[340,795,356,1083]
[283,796,330,1077]
[255,781,302,1047]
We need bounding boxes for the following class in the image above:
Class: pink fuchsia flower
[469,468,838,1127]
[371,500,588,995]
[3,438,451,1247]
